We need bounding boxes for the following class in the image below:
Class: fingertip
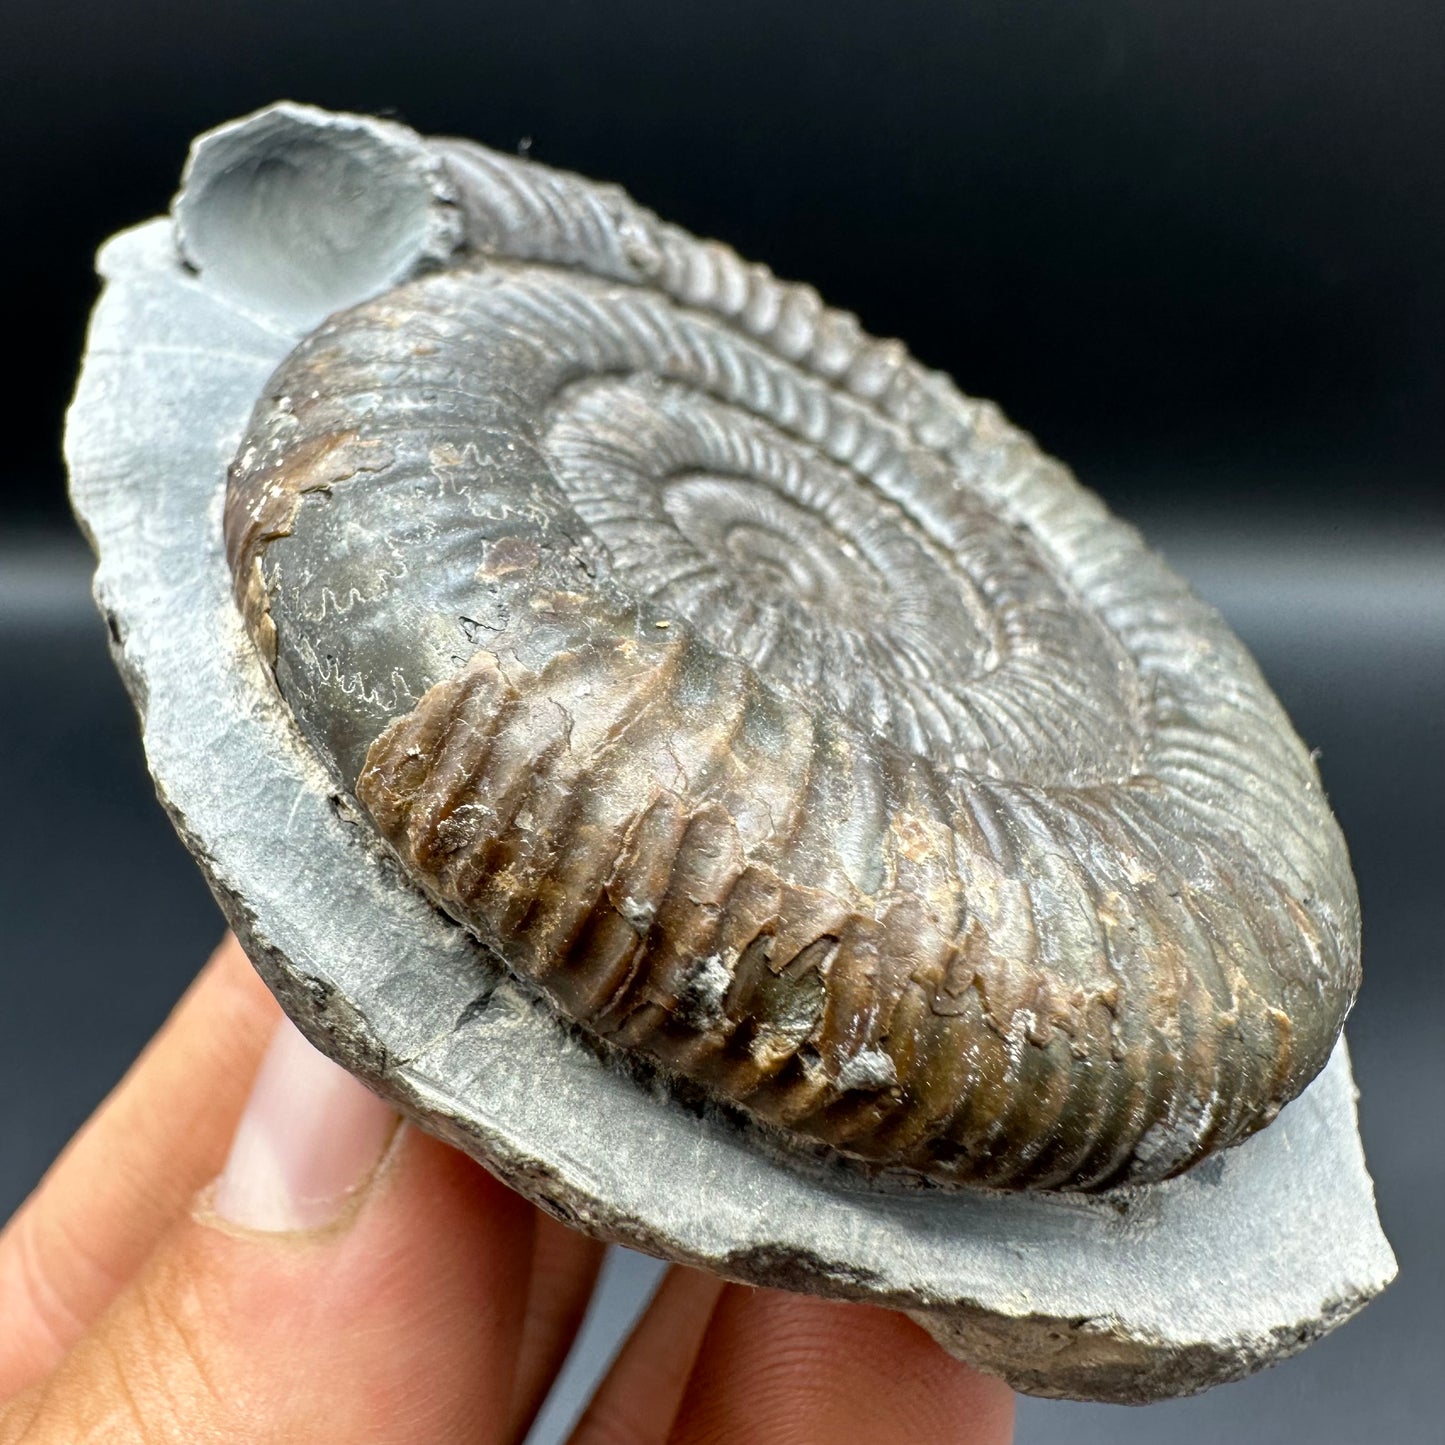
[209,1013,398,1234]
[200,931,277,1010]
[506,1217,607,1439]
[572,1263,726,1445]
[672,1288,1014,1445]
[35,1109,540,1442]
[206,929,248,971]
[0,933,282,1394]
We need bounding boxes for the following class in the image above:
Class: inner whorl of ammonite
[224,144,1360,1193]
[540,374,1145,784]
[548,376,1052,770]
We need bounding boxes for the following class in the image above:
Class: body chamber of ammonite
[66,104,1394,1402]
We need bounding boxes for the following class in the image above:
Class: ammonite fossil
[217,118,1359,1195]
[68,103,1394,1402]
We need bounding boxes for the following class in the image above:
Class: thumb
[1,1013,536,1444]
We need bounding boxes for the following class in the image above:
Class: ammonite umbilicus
[218,124,1359,1194]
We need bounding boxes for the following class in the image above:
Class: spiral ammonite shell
[223,138,1359,1192]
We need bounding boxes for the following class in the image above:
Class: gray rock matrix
[65,103,1395,1403]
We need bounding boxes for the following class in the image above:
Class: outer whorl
[224,139,1359,1192]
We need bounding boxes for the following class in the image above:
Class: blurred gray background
[2,2,1441,1440]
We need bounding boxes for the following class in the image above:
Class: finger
[505,1217,606,1442]
[570,1265,726,1445]
[0,933,279,1394]
[0,1012,538,1443]
[668,1288,1015,1445]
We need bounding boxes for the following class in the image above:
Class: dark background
[2,3,1441,1441]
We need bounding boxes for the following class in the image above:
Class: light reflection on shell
[223,138,1359,1191]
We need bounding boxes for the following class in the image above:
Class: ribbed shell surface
[224,139,1360,1191]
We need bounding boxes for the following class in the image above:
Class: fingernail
[212,1014,398,1232]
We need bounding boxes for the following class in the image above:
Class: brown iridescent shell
[223,140,1359,1192]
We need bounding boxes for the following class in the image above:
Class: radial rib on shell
[223,139,1359,1192]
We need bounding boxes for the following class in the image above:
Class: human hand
[0,935,1015,1443]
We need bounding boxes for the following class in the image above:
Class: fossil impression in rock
[218,125,1360,1194]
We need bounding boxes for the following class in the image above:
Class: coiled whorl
[224,139,1359,1191]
